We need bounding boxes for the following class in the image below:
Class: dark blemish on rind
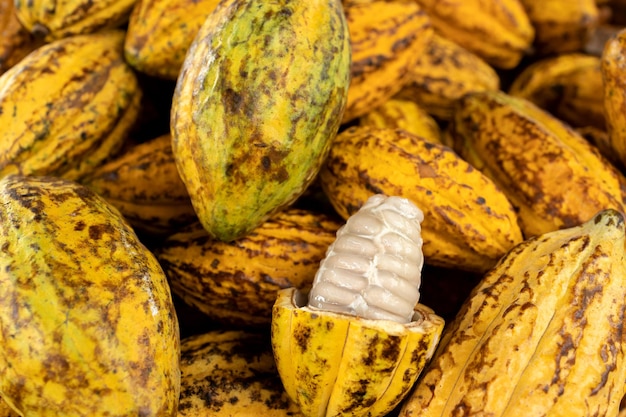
[476,197,486,205]
[74,220,86,231]
[294,324,311,353]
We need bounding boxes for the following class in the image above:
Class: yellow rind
[413,0,535,69]
[518,0,599,54]
[341,0,433,123]
[272,288,444,417]
[81,134,198,236]
[358,99,442,144]
[124,0,221,79]
[0,175,180,416]
[400,209,626,416]
[0,0,42,75]
[319,126,524,273]
[171,0,351,242]
[0,30,141,182]
[156,209,342,327]
[13,0,137,41]
[601,27,626,169]
[395,33,500,120]
[509,53,604,129]
[178,330,303,416]
[449,90,626,238]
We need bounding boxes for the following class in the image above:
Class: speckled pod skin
[171,0,351,242]
[155,208,341,327]
[395,33,500,121]
[0,0,42,75]
[13,0,137,41]
[81,134,198,236]
[178,330,303,416]
[509,53,605,130]
[319,126,524,273]
[401,209,626,416]
[518,0,599,55]
[0,175,180,416]
[124,0,220,80]
[602,28,626,169]
[0,30,141,182]
[340,0,433,124]
[449,90,626,238]
[358,99,443,144]
[272,288,444,417]
[412,0,535,69]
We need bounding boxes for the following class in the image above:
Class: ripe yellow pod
[341,0,433,123]
[396,33,500,120]
[519,0,600,55]
[0,0,42,75]
[272,194,445,417]
[13,0,137,40]
[319,126,523,273]
[602,27,626,169]
[178,330,303,416]
[0,175,180,416]
[449,90,626,237]
[155,208,342,327]
[358,98,443,144]
[413,0,534,69]
[401,209,626,416]
[0,30,141,182]
[124,0,220,79]
[509,53,604,129]
[81,134,198,236]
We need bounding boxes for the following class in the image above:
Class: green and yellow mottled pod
[171,0,350,242]
[401,209,626,416]
[13,0,137,41]
[319,126,524,273]
[81,134,198,236]
[0,30,141,182]
[155,208,341,327]
[0,175,180,416]
[124,0,220,80]
[272,287,444,417]
[602,27,626,169]
[449,90,625,238]
[178,330,304,416]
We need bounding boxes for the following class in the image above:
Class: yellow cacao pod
[358,98,442,144]
[413,0,535,69]
[0,175,180,416]
[341,0,433,123]
[124,0,220,80]
[602,27,626,169]
[272,287,444,417]
[401,209,626,416]
[0,30,141,182]
[155,208,342,327]
[509,53,605,130]
[519,0,600,55]
[449,90,626,238]
[13,0,137,40]
[319,126,524,273]
[178,330,303,416]
[81,134,198,236]
[0,0,42,75]
[395,33,500,120]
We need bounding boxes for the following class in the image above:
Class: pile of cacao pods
[2,0,626,415]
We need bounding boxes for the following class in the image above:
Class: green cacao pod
[171,0,351,242]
